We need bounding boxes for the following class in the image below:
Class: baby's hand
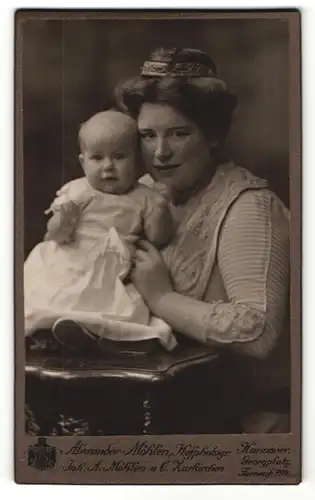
[59,201,80,224]
[153,182,172,202]
[45,201,80,245]
[45,185,75,214]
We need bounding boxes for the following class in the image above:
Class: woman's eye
[172,130,191,138]
[140,131,156,140]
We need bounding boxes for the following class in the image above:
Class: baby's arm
[44,180,86,244]
[45,201,81,244]
[143,189,175,249]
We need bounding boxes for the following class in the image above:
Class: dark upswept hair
[114,48,238,144]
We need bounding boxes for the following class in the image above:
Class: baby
[24,110,177,350]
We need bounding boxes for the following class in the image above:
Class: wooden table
[25,337,243,436]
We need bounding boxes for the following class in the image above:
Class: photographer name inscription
[51,438,294,481]
[62,440,230,474]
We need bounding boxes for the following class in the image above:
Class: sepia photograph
[15,10,301,484]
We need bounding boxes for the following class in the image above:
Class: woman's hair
[115,48,238,143]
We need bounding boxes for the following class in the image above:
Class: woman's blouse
[156,163,290,390]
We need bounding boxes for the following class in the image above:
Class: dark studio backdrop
[22,18,289,257]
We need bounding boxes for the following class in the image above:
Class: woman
[115,47,290,433]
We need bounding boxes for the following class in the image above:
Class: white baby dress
[24,177,177,350]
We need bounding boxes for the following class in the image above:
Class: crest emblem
[27,437,57,471]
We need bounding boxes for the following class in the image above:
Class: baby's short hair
[78,109,138,151]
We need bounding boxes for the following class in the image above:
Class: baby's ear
[78,154,84,168]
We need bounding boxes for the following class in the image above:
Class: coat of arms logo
[27,437,57,471]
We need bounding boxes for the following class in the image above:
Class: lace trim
[162,163,268,299]
[202,300,266,344]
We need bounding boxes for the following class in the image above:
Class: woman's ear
[209,139,221,159]
[209,139,219,149]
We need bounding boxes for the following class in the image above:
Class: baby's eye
[113,152,126,160]
[90,154,103,161]
[140,130,156,140]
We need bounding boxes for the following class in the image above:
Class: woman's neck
[171,150,230,206]
[171,164,217,206]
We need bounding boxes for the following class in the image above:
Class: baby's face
[79,123,138,195]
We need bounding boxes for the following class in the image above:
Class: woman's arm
[143,190,176,248]
[133,190,289,359]
[215,189,289,358]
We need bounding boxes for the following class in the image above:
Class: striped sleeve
[205,188,290,358]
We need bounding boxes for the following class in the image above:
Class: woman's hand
[131,240,173,313]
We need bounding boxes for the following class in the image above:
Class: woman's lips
[153,164,180,174]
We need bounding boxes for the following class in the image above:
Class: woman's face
[138,103,213,193]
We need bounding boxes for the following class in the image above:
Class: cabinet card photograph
[15,9,301,484]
